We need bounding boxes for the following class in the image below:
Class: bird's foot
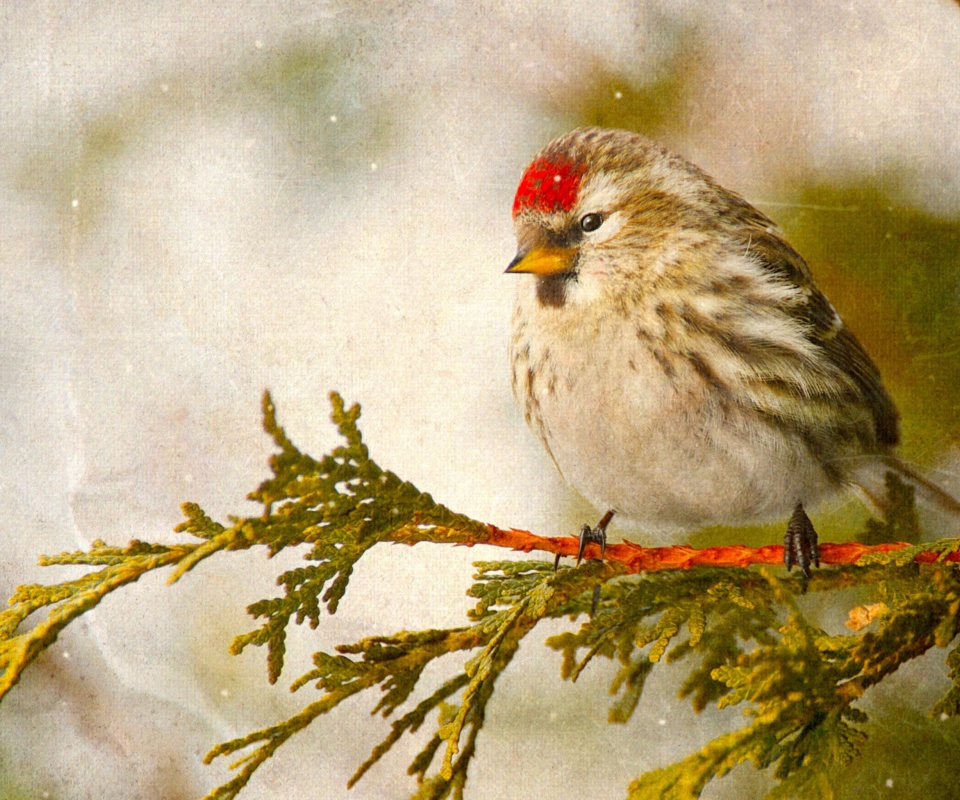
[784,502,820,591]
[577,509,615,565]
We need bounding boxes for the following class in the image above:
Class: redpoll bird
[506,127,958,580]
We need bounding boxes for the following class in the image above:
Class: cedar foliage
[1,392,959,800]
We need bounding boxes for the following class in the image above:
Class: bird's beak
[505,245,577,276]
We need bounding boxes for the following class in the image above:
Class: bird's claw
[784,502,820,591]
[576,510,615,564]
[577,523,605,563]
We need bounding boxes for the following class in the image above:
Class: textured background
[2,2,960,798]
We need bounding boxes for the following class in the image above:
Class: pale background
[2,2,960,798]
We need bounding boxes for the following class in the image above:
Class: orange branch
[478,524,960,574]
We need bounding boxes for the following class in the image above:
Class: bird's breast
[509,285,835,532]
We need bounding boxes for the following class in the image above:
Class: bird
[505,126,959,582]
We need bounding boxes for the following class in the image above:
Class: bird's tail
[846,454,960,521]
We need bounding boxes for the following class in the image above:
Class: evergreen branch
[620,565,960,799]
[203,623,487,800]
[3,391,960,800]
[481,523,960,575]
[0,542,194,699]
[201,695,336,800]
[208,563,593,800]
[348,672,471,788]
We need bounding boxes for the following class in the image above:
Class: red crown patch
[512,157,584,216]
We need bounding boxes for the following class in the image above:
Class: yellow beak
[505,245,577,276]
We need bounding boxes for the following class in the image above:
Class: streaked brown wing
[743,220,900,452]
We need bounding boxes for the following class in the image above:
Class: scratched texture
[1,2,959,798]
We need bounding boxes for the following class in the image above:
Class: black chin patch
[536,273,573,308]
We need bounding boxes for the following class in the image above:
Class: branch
[2,390,959,800]
[469,524,960,572]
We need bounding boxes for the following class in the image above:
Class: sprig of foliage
[1,393,959,799]
[189,391,487,684]
[216,394,451,681]
[624,561,960,799]
[0,541,193,698]
[204,559,601,800]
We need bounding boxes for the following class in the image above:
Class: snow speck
[330,115,338,123]
[370,162,378,172]
[614,91,623,99]
[885,779,894,789]
[220,688,230,697]
[657,718,666,726]
[255,39,264,50]
[160,83,169,93]
[71,198,79,208]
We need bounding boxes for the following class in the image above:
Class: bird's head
[506,127,721,309]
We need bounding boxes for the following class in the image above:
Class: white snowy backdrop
[2,2,960,798]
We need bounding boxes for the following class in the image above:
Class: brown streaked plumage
[506,127,959,576]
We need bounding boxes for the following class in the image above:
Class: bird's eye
[580,213,603,233]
